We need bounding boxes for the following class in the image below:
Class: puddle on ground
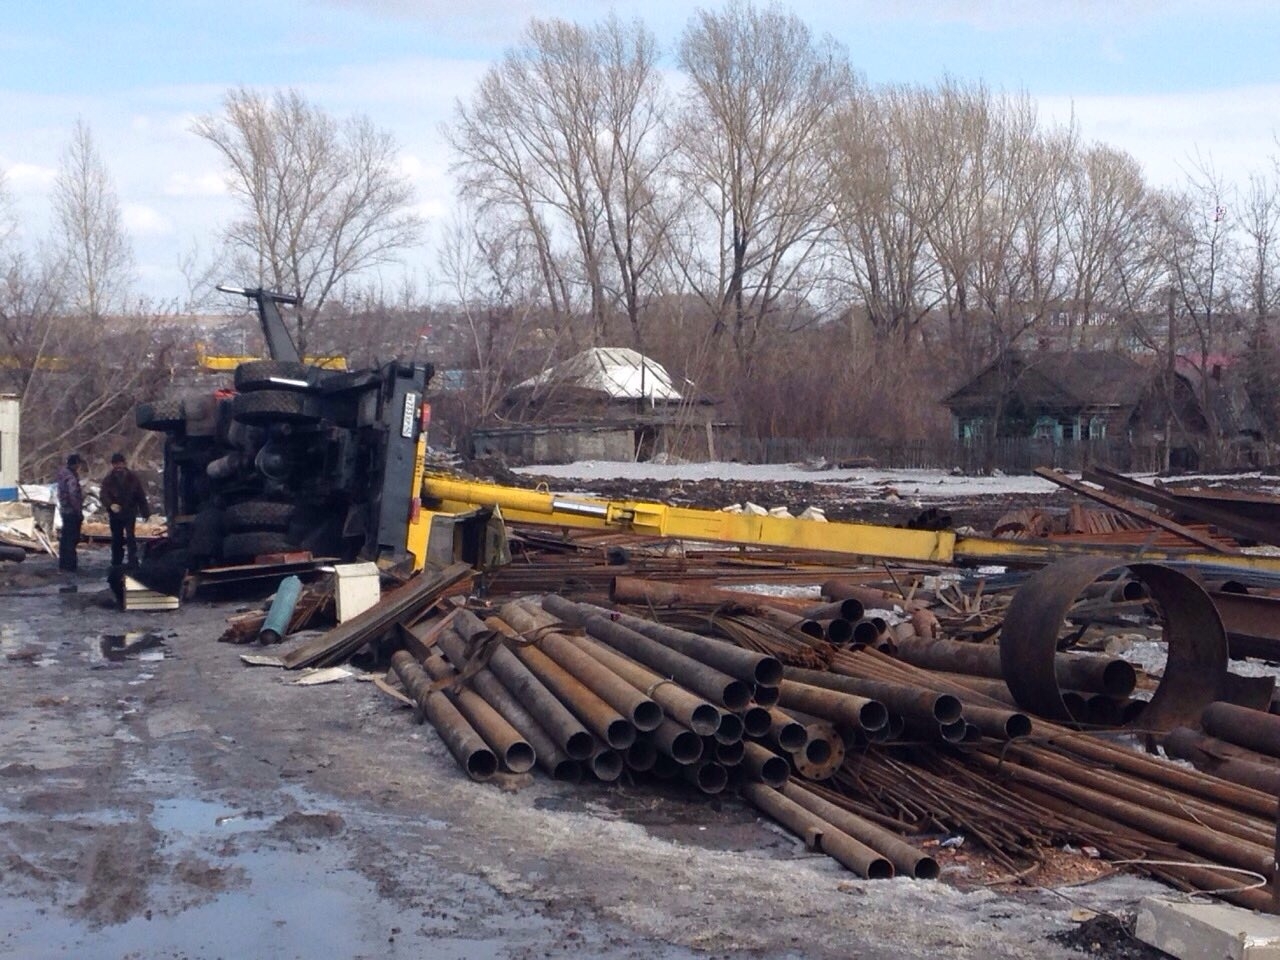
[98,632,165,662]
[151,797,269,835]
[0,841,511,960]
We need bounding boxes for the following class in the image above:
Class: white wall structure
[0,396,18,501]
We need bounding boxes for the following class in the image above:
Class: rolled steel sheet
[1000,558,1228,730]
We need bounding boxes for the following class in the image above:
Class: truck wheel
[136,399,185,431]
[221,531,295,561]
[225,499,295,532]
[231,390,322,425]
[234,361,313,392]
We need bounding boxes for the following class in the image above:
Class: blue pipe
[258,575,303,644]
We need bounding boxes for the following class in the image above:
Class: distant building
[469,347,728,463]
[942,350,1265,470]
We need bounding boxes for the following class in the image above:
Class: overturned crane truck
[136,286,434,574]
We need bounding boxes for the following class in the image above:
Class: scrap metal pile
[308,513,1280,914]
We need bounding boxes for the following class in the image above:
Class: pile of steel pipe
[382,576,1280,909]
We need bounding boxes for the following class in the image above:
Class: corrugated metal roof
[517,347,683,401]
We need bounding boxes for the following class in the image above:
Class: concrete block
[334,562,381,622]
[1136,896,1280,959]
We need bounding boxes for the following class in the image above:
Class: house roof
[515,347,683,402]
[942,351,1146,411]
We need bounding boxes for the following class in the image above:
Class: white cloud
[1037,85,1280,188]
[122,203,172,236]
[163,171,226,197]
[4,162,56,193]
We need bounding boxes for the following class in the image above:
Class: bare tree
[435,205,567,442]
[1058,144,1161,349]
[52,119,134,320]
[824,85,941,351]
[193,88,422,353]
[673,1,854,367]
[447,16,673,348]
[1237,168,1280,322]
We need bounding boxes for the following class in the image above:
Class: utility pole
[1164,286,1176,473]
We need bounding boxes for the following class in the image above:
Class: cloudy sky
[3,0,1278,303]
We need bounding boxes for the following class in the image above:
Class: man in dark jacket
[101,452,150,568]
[54,453,85,572]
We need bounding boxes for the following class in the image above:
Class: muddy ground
[0,512,1177,959]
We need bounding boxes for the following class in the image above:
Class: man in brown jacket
[101,452,150,568]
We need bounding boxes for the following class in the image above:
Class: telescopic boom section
[216,284,302,363]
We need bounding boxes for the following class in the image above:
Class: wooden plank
[281,562,474,670]
[1084,466,1280,549]
[1034,468,1237,554]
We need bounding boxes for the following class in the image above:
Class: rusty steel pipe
[821,618,855,646]
[653,719,704,764]
[851,619,881,647]
[821,579,924,612]
[559,631,721,736]
[803,598,866,623]
[996,743,1277,849]
[428,623,578,780]
[961,704,1032,741]
[502,602,663,732]
[777,679,888,732]
[742,783,893,880]
[780,781,939,880]
[714,710,745,744]
[741,705,772,738]
[590,747,623,782]
[784,666,962,725]
[390,651,498,782]
[755,606,826,639]
[684,759,729,794]
[625,738,658,773]
[1164,727,1280,796]
[544,595,754,711]
[1010,782,1277,914]
[713,738,745,766]
[790,723,845,781]
[449,611,595,761]
[651,752,679,780]
[743,742,790,788]
[971,751,1276,878]
[575,600,784,687]
[895,636,1136,699]
[767,707,808,752]
[752,684,781,708]
[1203,701,1280,760]
[419,653,536,773]
[492,616,637,750]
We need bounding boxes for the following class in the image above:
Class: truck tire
[136,399,185,431]
[221,531,295,561]
[231,390,322,425]
[234,360,313,392]
[225,499,295,532]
